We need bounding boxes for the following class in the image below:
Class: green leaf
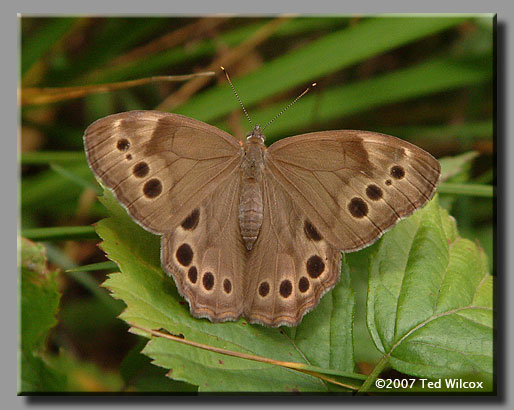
[365,196,493,385]
[439,151,479,182]
[20,238,61,351]
[438,151,480,210]
[19,238,65,393]
[120,338,197,392]
[347,247,384,367]
[287,259,355,374]
[96,188,356,392]
[20,350,66,392]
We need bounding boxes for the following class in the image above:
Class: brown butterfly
[84,96,440,327]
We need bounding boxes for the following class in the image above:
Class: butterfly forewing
[84,111,243,234]
[265,130,441,252]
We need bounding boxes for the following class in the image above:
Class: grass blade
[21,226,98,241]
[175,16,470,122]
[21,17,79,78]
[438,182,494,197]
[21,151,86,165]
[67,261,118,273]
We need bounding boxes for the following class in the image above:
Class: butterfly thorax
[239,127,266,251]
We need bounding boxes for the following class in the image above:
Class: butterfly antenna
[221,66,253,128]
[262,82,317,131]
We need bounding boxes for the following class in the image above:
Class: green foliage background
[19,15,494,393]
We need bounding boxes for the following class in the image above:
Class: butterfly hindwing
[161,172,247,322]
[243,171,341,327]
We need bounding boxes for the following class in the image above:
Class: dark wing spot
[125,154,132,160]
[366,184,383,201]
[203,272,215,291]
[304,220,322,241]
[385,179,392,186]
[279,280,292,298]
[223,279,232,294]
[298,277,310,293]
[348,197,368,218]
[181,208,200,230]
[143,178,162,198]
[187,266,198,283]
[116,139,130,151]
[176,243,193,266]
[306,255,325,278]
[391,165,405,179]
[133,161,150,178]
[258,281,270,297]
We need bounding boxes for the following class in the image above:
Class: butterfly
[84,109,440,327]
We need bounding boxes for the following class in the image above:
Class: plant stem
[131,324,364,390]
[357,355,389,394]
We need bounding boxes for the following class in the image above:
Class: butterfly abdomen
[238,180,263,251]
[239,141,265,251]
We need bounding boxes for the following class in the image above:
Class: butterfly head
[246,125,265,144]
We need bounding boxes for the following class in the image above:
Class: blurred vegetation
[19,15,494,393]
